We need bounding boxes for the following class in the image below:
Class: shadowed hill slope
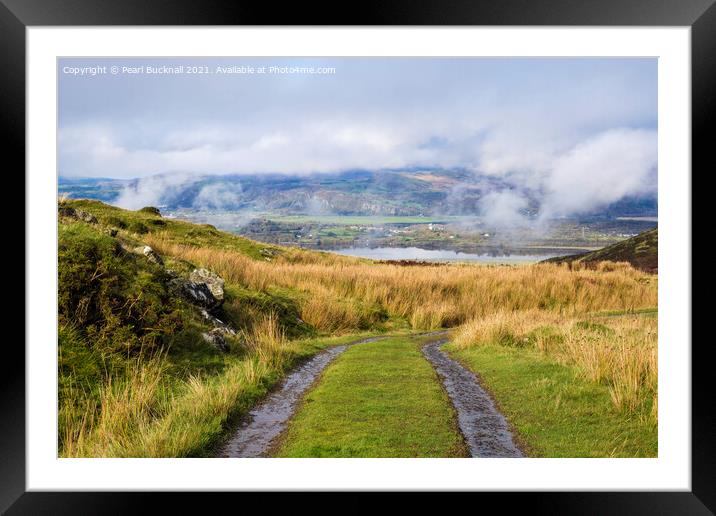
[544,228,657,273]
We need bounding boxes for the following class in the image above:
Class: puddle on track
[219,336,384,458]
[422,338,524,458]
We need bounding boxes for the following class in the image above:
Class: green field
[274,335,469,457]
[446,343,657,457]
[263,214,467,225]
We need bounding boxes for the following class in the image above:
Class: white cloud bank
[475,128,657,225]
[59,58,657,221]
[541,128,657,218]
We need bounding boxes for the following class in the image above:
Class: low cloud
[59,58,657,223]
[114,173,199,210]
[192,182,243,210]
[539,128,657,219]
[478,190,531,228]
[475,128,657,228]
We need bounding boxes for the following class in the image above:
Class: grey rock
[202,328,230,353]
[133,245,164,265]
[58,206,98,224]
[199,309,236,335]
[77,210,98,224]
[189,268,224,304]
[170,279,220,310]
[58,206,74,218]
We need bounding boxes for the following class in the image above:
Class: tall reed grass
[452,310,657,422]
[144,233,657,332]
[62,233,657,456]
[61,312,298,457]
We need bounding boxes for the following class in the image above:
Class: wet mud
[219,336,384,457]
[422,338,524,458]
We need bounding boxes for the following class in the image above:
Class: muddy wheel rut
[220,332,523,458]
[219,336,384,458]
[422,338,524,458]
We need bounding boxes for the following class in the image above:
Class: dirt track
[219,336,384,458]
[422,338,523,458]
[220,332,523,458]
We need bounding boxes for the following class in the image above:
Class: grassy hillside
[58,199,381,457]
[58,199,658,457]
[545,228,657,273]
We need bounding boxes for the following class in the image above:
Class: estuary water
[331,246,558,264]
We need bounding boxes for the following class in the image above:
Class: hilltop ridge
[544,227,657,273]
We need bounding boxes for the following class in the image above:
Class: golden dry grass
[144,232,657,332]
[453,311,657,422]
[61,317,303,458]
[240,312,288,368]
[62,230,658,457]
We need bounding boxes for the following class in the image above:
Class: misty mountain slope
[545,228,657,273]
[59,169,657,219]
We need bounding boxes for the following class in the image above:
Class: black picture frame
[3,0,708,512]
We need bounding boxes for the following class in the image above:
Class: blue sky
[59,57,657,218]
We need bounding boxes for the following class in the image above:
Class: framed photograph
[5,0,709,511]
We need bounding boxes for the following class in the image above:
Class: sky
[58,57,657,219]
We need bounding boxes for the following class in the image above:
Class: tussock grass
[453,311,657,422]
[60,331,360,457]
[447,343,657,457]
[241,312,288,368]
[62,355,269,457]
[144,233,657,332]
[58,201,658,457]
[60,355,169,457]
[300,295,361,333]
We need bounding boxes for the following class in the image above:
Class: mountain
[59,169,657,219]
[544,227,658,273]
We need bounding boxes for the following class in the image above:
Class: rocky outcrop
[58,206,98,224]
[189,268,224,304]
[259,248,280,261]
[199,308,235,334]
[202,328,230,353]
[160,263,233,352]
[133,245,164,265]
[169,278,219,310]
[168,271,234,353]
[199,308,236,353]
[169,268,225,311]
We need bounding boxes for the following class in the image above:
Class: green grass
[274,336,468,457]
[58,221,188,356]
[179,331,387,458]
[263,214,467,225]
[65,199,274,260]
[57,200,346,456]
[446,343,657,457]
[58,199,658,459]
[61,330,380,458]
